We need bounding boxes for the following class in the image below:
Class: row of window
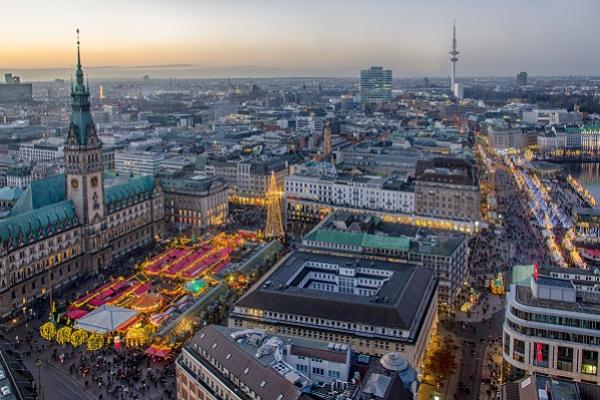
[510,306,600,331]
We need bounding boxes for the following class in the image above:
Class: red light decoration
[533,262,539,281]
[536,342,543,363]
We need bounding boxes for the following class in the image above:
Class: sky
[2,0,600,80]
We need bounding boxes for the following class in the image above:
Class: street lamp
[35,358,42,400]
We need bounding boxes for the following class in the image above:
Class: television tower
[449,21,459,89]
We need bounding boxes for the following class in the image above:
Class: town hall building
[0,36,165,318]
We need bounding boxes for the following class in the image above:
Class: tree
[427,344,457,380]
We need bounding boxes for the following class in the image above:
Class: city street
[24,358,95,400]
[9,316,177,400]
[446,310,504,400]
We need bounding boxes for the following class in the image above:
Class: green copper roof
[305,229,410,252]
[0,200,77,247]
[10,174,66,216]
[0,187,23,201]
[512,264,534,286]
[104,175,155,212]
[361,233,410,250]
[565,125,600,134]
[68,29,95,146]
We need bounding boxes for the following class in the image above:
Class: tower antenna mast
[449,21,459,89]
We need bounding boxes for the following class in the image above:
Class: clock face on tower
[70,178,79,189]
[91,176,98,187]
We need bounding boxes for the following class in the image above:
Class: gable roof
[10,174,66,216]
[190,325,302,400]
[104,175,155,212]
[0,199,78,247]
[0,187,23,202]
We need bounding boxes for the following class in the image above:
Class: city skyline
[3,0,600,80]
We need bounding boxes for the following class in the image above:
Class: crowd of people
[469,167,551,291]
[4,241,178,400]
[11,318,177,400]
[66,348,176,400]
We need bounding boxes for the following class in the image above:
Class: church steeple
[68,28,97,148]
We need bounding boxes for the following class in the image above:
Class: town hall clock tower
[64,30,107,270]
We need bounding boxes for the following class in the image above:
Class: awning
[89,297,106,307]
[112,280,129,292]
[134,283,152,296]
[66,309,88,320]
[100,288,115,298]
[144,346,156,356]
[145,345,171,359]
[74,304,139,334]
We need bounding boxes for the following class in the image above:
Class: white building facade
[503,271,600,384]
[114,150,165,176]
[284,165,414,224]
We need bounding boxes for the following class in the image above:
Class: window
[312,367,324,375]
[512,338,525,363]
[581,350,598,375]
[296,364,308,373]
[328,370,340,379]
[557,346,573,372]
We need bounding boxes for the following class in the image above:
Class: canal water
[562,162,600,201]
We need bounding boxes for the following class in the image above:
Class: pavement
[3,251,177,400]
[455,292,504,324]
[12,325,176,400]
[446,310,504,400]
[479,339,503,400]
[24,358,96,400]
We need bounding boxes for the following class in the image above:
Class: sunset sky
[3,0,600,79]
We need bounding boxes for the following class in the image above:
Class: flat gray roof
[235,251,437,331]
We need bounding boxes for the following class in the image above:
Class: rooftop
[161,176,226,194]
[303,211,465,257]
[104,174,155,212]
[515,284,600,314]
[501,374,600,400]
[0,200,77,247]
[184,325,304,400]
[10,174,66,216]
[415,157,478,186]
[235,250,437,333]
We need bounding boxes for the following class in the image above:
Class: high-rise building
[359,67,392,104]
[0,73,32,103]
[517,71,528,86]
[453,83,464,99]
